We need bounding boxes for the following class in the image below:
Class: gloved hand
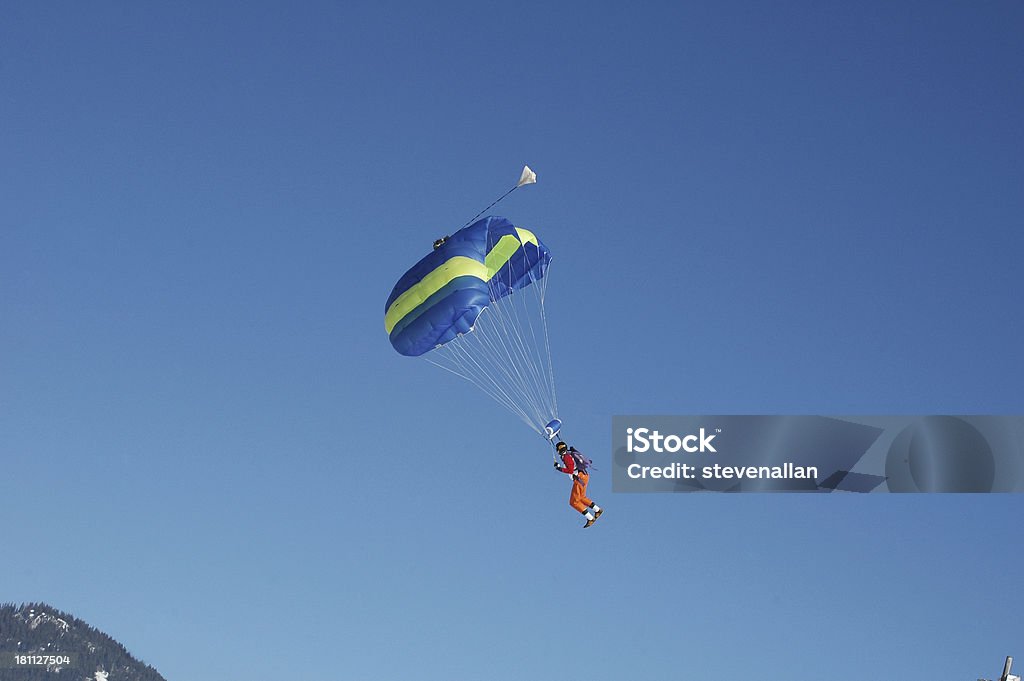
[553,461,561,469]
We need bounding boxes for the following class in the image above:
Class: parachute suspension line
[463,313,544,428]
[537,274,558,418]
[479,278,539,418]
[425,329,540,434]
[495,270,554,425]
[470,315,535,422]
[422,262,558,436]
[424,312,540,433]
[473,299,549,430]
[488,259,557,428]
[427,322,536,426]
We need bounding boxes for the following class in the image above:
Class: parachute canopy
[384,215,558,436]
[385,216,551,357]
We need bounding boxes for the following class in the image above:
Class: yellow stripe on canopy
[484,234,525,278]
[515,227,538,247]
[384,256,487,334]
[385,232,533,334]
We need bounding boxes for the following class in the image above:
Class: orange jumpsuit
[558,451,594,513]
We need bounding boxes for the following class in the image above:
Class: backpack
[569,447,594,474]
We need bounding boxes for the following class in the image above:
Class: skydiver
[433,235,449,250]
[553,441,603,528]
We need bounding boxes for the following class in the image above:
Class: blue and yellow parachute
[385,216,551,356]
[385,215,559,436]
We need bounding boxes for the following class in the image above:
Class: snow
[25,611,70,634]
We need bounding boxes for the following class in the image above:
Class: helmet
[556,441,568,452]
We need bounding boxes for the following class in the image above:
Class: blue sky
[1,1,1022,679]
